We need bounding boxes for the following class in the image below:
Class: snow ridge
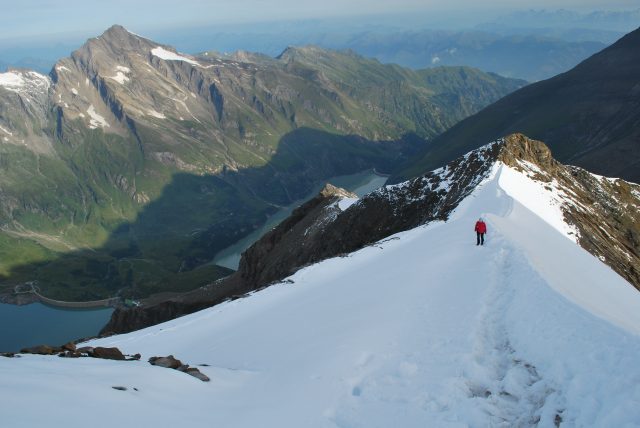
[465,244,561,426]
[0,70,51,94]
[1,137,639,427]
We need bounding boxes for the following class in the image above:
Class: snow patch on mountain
[87,105,110,129]
[0,70,50,94]
[0,125,13,136]
[107,69,130,84]
[151,47,200,67]
[147,109,166,119]
[0,71,24,90]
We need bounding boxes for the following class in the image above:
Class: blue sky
[0,0,637,41]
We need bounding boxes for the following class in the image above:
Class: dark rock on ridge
[149,355,210,381]
[148,355,182,369]
[17,341,142,361]
[20,345,61,355]
[91,347,126,361]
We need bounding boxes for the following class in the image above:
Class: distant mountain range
[0,25,523,302]
[393,26,640,185]
[313,31,606,82]
[482,8,640,32]
[161,29,608,82]
[1,28,611,82]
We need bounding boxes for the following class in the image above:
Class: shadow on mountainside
[1,127,425,302]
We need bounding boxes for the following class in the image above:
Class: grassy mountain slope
[0,26,524,301]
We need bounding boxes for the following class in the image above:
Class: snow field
[87,105,110,129]
[151,47,201,67]
[1,162,639,427]
[0,70,51,93]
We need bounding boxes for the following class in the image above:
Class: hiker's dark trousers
[477,232,485,245]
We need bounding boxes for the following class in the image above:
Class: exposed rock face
[149,355,210,381]
[237,184,358,288]
[61,342,77,352]
[102,300,207,336]
[183,368,210,382]
[91,347,126,361]
[18,343,135,360]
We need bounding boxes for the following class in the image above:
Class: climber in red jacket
[475,218,487,246]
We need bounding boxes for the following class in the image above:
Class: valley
[0,25,524,303]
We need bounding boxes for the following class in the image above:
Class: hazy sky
[0,0,637,41]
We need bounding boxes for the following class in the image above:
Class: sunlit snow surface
[2,162,639,427]
[0,70,51,93]
[86,105,110,129]
[151,47,201,67]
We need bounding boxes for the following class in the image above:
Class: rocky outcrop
[102,300,216,336]
[149,355,210,382]
[90,346,126,360]
[148,355,182,369]
[20,345,61,355]
[18,341,140,361]
[237,184,358,288]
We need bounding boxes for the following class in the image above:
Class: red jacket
[475,221,487,234]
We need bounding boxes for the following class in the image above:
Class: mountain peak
[77,24,152,55]
[100,24,140,41]
[69,24,155,69]
[497,133,555,170]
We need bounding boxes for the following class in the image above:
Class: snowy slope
[2,162,640,427]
